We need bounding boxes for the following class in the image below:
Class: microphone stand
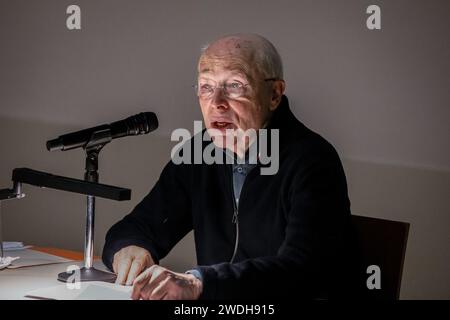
[0,129,132,283]
[58,128,117,282]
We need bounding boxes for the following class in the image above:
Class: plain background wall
[0,0,449,299]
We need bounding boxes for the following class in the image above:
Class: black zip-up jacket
[102,95,359,299]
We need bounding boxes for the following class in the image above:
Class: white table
[0,258,110,299]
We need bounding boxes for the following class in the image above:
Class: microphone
[46,112,158,151]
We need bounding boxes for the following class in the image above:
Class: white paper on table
[1,241,31,251]
[25,281,132,300]
[5,248,72,269]
[0,256,20,270]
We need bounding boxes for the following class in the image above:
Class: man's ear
[269,80,286,111]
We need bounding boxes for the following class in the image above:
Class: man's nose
[210,87,229,111]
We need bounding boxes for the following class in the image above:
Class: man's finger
[115,257,132,285]
[149,275,171,300]
[113,259,118,274]
[126,259,145,286]
[131,267,153,300]
[139,271,169,300]
[112,253,121,274]
[132,266,167,300]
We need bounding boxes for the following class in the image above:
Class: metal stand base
[58,267,117,283]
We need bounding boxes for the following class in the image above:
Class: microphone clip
[84,127,112,152]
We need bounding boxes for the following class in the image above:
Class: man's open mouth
[211,121,235,130]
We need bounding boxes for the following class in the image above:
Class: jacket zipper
[229,167,239,263]
[228,163,257,263]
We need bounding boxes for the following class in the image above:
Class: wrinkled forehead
[198,37,259,81]
[198,57,251,81]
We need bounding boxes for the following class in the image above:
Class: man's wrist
[186,269,203,283]
[185,271,203,299]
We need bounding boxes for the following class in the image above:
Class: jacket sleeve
[102,160,193,270]
[196,146,353,299]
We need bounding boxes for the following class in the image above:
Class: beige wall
[0,0,449,299]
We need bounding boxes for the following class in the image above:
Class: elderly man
[102,34,358,300]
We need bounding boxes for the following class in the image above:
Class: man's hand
[113,245,154,286]
[131,265,203,300]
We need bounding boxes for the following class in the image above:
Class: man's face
[197,56,272,155]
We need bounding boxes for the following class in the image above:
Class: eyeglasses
[193,78,278,99]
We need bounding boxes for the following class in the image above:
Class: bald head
[196,34,286,158]
[198,34,283,83]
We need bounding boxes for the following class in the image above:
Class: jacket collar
[267,95,302,131]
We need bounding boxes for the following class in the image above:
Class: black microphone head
[124,112,158,135]
[46,112,159,152]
